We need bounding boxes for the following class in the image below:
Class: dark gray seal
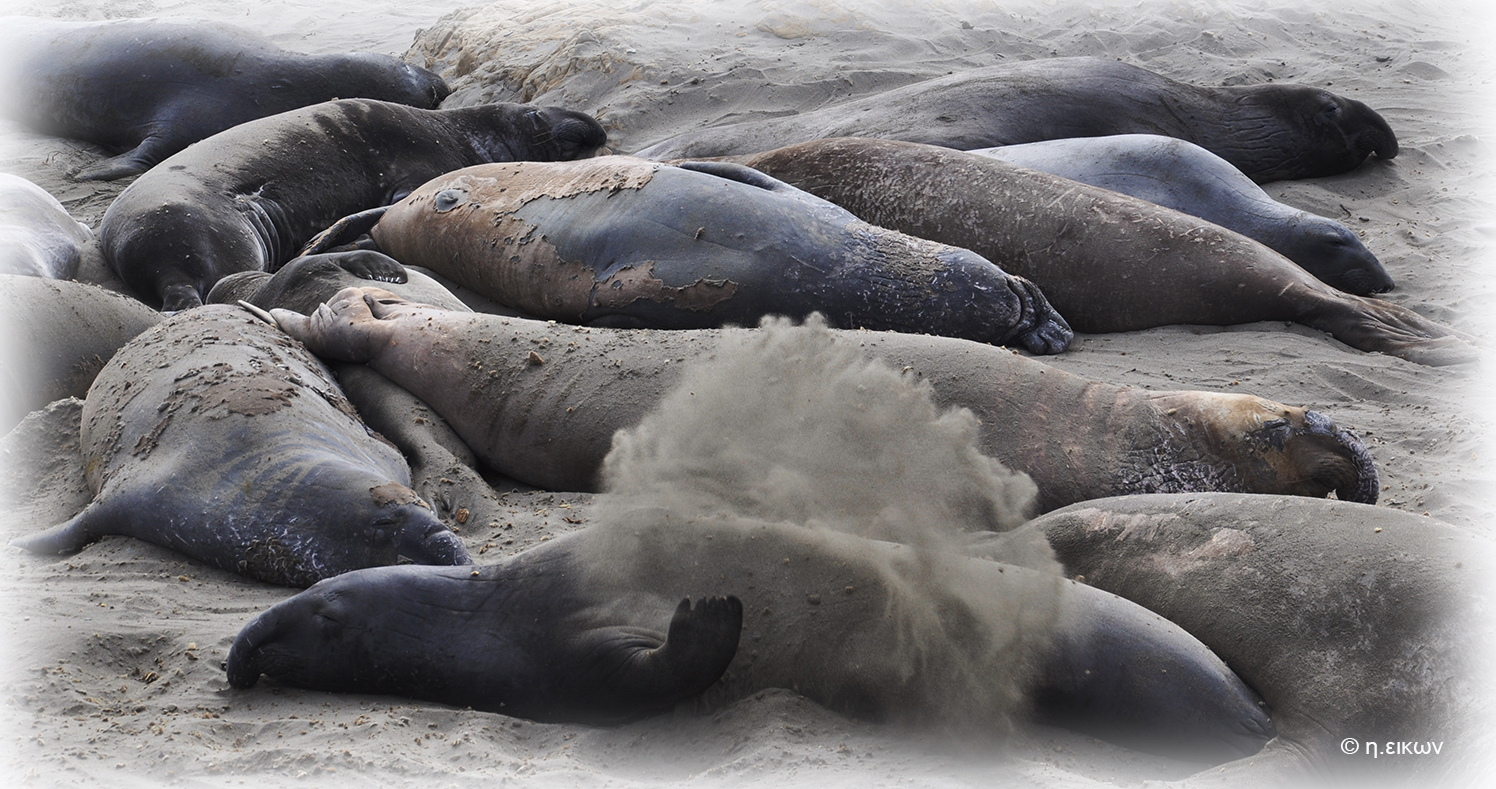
[970,134,1394,295]
[0,173,93,279]
[226,515,1273,762]
[205,250,473,316]
[304,157,1073,354]
[633,56,1397,183]
[10,304,470,586]
[0,17,449,181]
[97,98,608,311]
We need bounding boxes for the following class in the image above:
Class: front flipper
[563,595,743,724]
[324,250,408,284]
[11,503,105,554]
[74,142,160,181]
[301,208,390,257]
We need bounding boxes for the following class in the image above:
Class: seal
[0,275,162,433]
[969,134,1395,296]
[97,98,608,311]
[205,250,473,316]
[1002,493,1486,779]
[0,173,93,279]
[228,564,745,726]
[203,253,514,530]
[0,17,450,181]
[633,56,1398,183]
[303,157,1072,354]
[10,304,471,587]
[271,288,1380,512]
[713,138,1473,367]
[225,515,1273,762]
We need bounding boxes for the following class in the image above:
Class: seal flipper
[300,207,390,257]
[565,595,742,723]
[74,146,155,181]
[11,503,106,554]
[325,250,408,284]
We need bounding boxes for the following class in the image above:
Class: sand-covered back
[2,0,1494,786]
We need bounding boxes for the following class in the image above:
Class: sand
[1,0,1494,786]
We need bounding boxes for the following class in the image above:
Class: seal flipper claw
[238,300,280,328]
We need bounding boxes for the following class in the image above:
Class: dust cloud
[583,315,1064,729]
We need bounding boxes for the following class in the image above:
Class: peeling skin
[273,289,1377,512]
[369,482,427,509]
[368,157,1070,352]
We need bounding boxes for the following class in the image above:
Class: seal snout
[399,516,473,567]
[1301,410,1379,505]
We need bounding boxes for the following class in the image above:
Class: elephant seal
[97,98,608,311]
[713,138,1472,367]
[271,288,1379,511]
[0,173,93,279]
[1003,493,1487,779]
[970,134,1394,296]
[633,56,1398,183]
[205,250,473,316]
[227,515,1273,762]
[0,17,449,181]
[303,157,1072,354]
[10,304,471,587]
[0,275,162,433]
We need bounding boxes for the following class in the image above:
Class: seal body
[716,138,1471,367]
[0,17,450,181]
[10,305,470,586]
[98,99,608,310]
[1013,493,1484,766]
[226,516,1272,762]
[971,134,1394,295]
[227,551,744,725]
[272,289,1379,511]
[0,173,93,279]
[634,57,1397,183]
[333,157,1070,354]
[0,275,162,433]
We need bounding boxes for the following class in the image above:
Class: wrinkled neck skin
[1202,85,1397,183]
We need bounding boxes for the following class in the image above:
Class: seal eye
[433,188,467,213]
[1316,101,1343,125]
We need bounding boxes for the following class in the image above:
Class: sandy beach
[2,0,1494,786]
